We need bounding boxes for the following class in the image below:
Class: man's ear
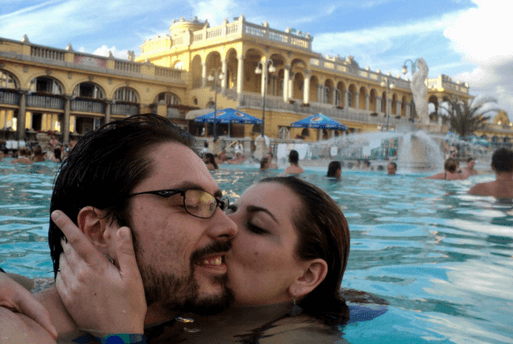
[77,206,112,250]
[289,258,328,299]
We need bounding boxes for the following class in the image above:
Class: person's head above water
[444,158,459,173]
[226,176,350,319]
[48,114,237,314]
[491,148,513,173]
[289,150,299,165]
[327,161,342,179]
[387,162,397,175]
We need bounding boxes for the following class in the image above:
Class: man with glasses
[0,114,238,343]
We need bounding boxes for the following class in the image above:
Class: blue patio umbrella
[291,113,347,130]
[194,108,262,125]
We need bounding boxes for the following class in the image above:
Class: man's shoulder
[468,181,494,195]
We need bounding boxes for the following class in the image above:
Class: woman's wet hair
[444,158,459,173]
[288,150,299,165]
[258,176,350,323]
[48,114,195,277]
[204,152,218,169]
[327,161,341,177]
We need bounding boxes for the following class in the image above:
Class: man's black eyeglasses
[127,189,229,219]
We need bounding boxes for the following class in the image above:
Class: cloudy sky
[1,0,511,120]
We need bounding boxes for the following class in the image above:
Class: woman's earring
[104,254,114,264]
[288,293,303,316]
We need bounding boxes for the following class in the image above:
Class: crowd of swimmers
[0,136,78,164]
[202,143,513,199]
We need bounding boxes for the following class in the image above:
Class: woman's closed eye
[248,222,269,235]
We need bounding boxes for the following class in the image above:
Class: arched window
[155,92,180,105]
[0,70,18,89]
[73,82,104,99]
[114,87,139,103]
[29,77,63,94]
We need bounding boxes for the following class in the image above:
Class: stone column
[355,92,359,109]
[365,94,370,111]
[63,95,71,144]
[343,90,348,108]
[260,58,268,96]
[303,70,310,104]
[201,61,207,88]
[288,73,294,99]
[395,100,401,116]
[237,55,245,100]
[283,65,290,102]
[376,96,382,113]
[221,58,227,92]
[105,100,112,124]
[16,90,28,141]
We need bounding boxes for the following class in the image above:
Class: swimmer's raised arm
[52,210,146,335]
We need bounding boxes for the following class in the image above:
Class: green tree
[441,96,498,138]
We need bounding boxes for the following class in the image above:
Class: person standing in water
[284,150,304,175]
[468,148,513,198]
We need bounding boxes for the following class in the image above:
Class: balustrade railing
[0,90,20,105]
[114,61,141,74]
[239,93,407,126]
[27,94,64,109]
[71,99,105,113]
[111,103,139,116]
[155,67,182,80]
[31,46,65,61]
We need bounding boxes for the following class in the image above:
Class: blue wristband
[70,333,147,344]
[100,334,147,344]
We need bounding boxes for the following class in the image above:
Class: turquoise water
[1,159,512,343]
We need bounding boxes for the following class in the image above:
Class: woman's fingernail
[51,211,60,221]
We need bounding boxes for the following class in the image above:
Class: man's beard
[132,230,234,316]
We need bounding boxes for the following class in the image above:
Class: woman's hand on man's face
[52,210,147,335]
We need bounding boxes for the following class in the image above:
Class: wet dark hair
[444,158,459,173]
[258,176,350,323]
[260,157,269,169]
[327,161,341,178]
[48,114,195,277]
[54,148,62,162]
[388,162,397,169]
[467,157,475,163]
[492,148,513,172]
[204,153,218,169]
[289,150,299,165]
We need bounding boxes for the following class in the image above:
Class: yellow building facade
[0,35,188,144]
[1,15,512,146]
[136,15,476,141]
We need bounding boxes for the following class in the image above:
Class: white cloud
[92,45,129,59]
[0,0,179,44]
[314,11,460,54]
[444,0,512,64]
[188,0,236,26]
[446,0,513,120]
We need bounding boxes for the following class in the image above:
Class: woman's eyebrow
[246,205,279,224]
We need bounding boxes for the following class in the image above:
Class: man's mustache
[190,240,232,265]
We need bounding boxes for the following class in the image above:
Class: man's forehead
[142,142,222,195]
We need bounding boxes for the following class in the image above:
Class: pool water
[1,160,512,343]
